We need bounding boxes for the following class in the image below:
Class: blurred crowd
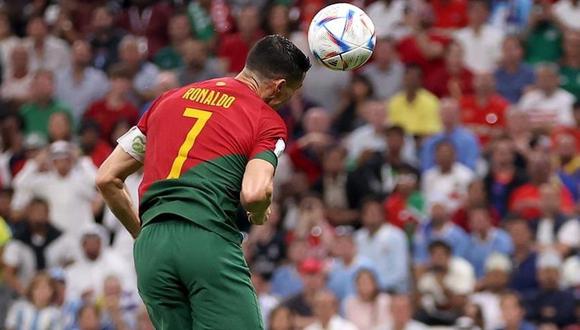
[0,0,577,329]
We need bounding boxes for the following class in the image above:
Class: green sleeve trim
[252,150,278,168]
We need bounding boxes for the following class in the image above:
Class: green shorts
[133,218,263,330]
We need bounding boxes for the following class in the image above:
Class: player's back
[137,77,287,243]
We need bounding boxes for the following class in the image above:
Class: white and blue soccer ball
[308,3,376,71]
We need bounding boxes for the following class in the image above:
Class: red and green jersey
[136,77,287,243]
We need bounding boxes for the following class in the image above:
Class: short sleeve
[137,94,164,134]
[249,112,288,168]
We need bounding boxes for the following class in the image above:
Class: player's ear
[273,79,286,94]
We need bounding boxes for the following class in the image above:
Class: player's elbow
[95,171,118,193]
[240,186,272,210]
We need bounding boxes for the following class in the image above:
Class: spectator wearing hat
[497,292,536,330]
[305,290,358,330]
[506,218,539,294]
[374,294,428,330]
[11,141,98,236]
[361,38,404,101]
[355,198,410,293]
[523,250,576,327]
[55,40,109,123]
[465,206,513,278]
[282,257,327,329]
[344,269,391,329]
[470,253,513,330]
[494,36,536,104]
[415,240,476,326]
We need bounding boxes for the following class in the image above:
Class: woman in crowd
[344,268,391,329]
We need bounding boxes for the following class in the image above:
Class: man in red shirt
[425,42,473,98]
[460,72,510,146]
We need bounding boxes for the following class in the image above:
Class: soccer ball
[308,3,376,71]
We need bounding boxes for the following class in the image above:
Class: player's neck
[235,70,261,96]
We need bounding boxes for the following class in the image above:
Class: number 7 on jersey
[167,108,212,179]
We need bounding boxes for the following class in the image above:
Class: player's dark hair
[245,35,311,84]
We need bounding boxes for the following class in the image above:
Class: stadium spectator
[505,108,534,160]
[552,0,580,31]
[47,112,72,143]
[78,121,112,168]
[11,141,98,235]
[186,0,234,44]
[98,275,139,330]
[301,59,350,114]
[355,198,410,292]
[518,63,575,130]
[269,305,295,330]
[414,202,470,266]
[88,6,125,71]
[4,272,61,330]
[264,4,308,55]
[140,70,179,116]
[153,13,191,70]
[55,40,109,123]
[334,75,374,135]
[498,292,537,330]
[560,31,580,100]
[218,5,264,75]
[524,250,576,327]
[305,289,358,330]
[176,39,224,86]
[524,2,563,64]
[424,42,474,99]
[420,98,480,171]
[344,100,387,164]
[75,303,103,330]
[421,141,475,212]
[117,35,160,106]
[454,0,504,74]
[470,253,513,330]
[365,0,406,39]
[383,165,425,232]
[531,184,579,256]
[83,64,139,143]
[20,70,72,139]
[344,269,391,329]
[553,133,580,179]
[415,240,476,326]
[506,218,539,294]
[494,35,536,104]
[117,0,172,58]
[271,238,309,299]
[465,206,514,278]
[460,73,510,146]
[23,15,71,73]
[293,196,334,257]
[387,65,441,138]
[1,44,33,105]
[361,37,403,101]
[375,294,428,330]
[453,179,500,232]
[0,11,19,71]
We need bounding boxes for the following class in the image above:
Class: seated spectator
[553,0,580,31]
[327,228,375,301]
[454,0,504,74]
[334,75,374,135]
[505,108,534,159]
[283,258,327,329]
[465,206,514,278]
[413,202,470,266]
[460,73,510,146]
[354,198,410,293]
[470,253,513,330]
[305,290,358,330]
[424,42,474,99]
[532,184,579,257]
[453,179,500,232]
[78,121,112,168]
[271,238,309,299]
[524,3,563,64]
[65,224,133,302]
[98,275,139,330]
[11,141,98,236]
[524,250,576,327]
[365,0,406,39]
[47,112,72,143]
[421,98,480,171]
[88,6,125,71]
[374,294,428,330]
[387,65,441,138]
[20,70,72,139]
[5,272,61,329]
[494,35,536,104]
[176,39,224,86]
[1,44,33,105]
[361,37,403,101]
[218,5,264,74]
[344,100,387,165]
[83,64,139,143]
[518,63,575,131]
[497,292,537,330]
[383,166,425,233]
[508,152,574,220]
[421,141,475,212]
[76,303,104,330]
[2,198,62,296]
[489,0,533,34]
[153,13,191,70]
[344,269,391,329]
[506,218,539,294]
[23,15,71,73]
[416,240,476,326]
[117,35,160,105]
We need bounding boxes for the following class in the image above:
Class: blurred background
[0,0,577,329]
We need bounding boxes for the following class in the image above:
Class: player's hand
[247,207,271,225]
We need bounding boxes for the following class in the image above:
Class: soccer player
[95,35,311,329]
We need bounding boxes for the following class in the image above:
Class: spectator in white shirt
[374,294,428,330]
[345,100,387,164]
[518,63,576,129]
[24,15,71,73]
[454,1,504,73]
[422,141,475,213]
[11,141,98,236]
[56,40,110,122]
[1,43,33,104]
[354,198,410,293]
[118,35,160,106]
[361,38,404,101]
[304,290,358,330]
[553,0,580,31]
[366,0,408,39]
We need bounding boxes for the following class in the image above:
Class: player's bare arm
[96,146,142,239]
[241,158,276,225]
